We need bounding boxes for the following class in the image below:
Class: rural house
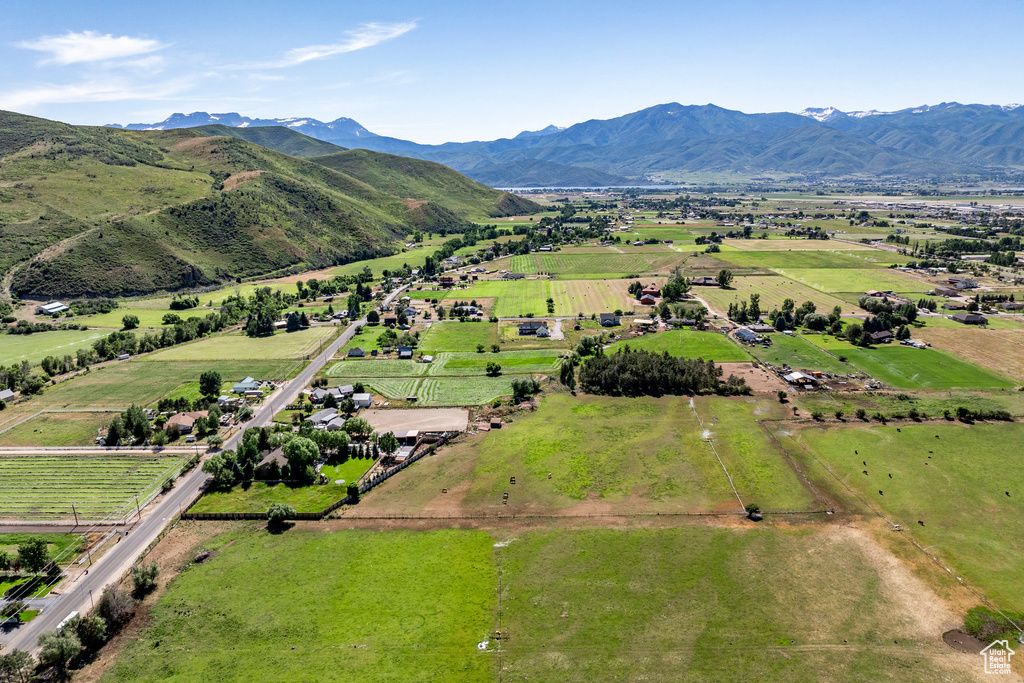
[348,347,366,358]
[599,313,621,327]
[164,411,208,434]
[501,272,526,280]
[307,408,339,427]
[869,330,893,344]
[353,393,372,408]
[641,283,661,297]
[690,276,719,286]
[735,328,757,343]
[951,312,988,325]
[638,293,658,306]
[398,346,414,359]
[518,320,550,336]
[232,377,259,393]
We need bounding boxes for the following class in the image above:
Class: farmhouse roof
[0,389,14,402]
[257,447,288,470]
[348,347,366,357]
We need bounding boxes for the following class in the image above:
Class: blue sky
[1,0,1021,143]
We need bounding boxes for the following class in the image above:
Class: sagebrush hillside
[0,111,539,298]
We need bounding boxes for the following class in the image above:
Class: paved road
[0,286,407,655]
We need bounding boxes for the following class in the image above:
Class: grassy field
[795,422,1024,610]
[0,411,114,447]
[320,457,374,484]
[499,527,969,681]
[144,328,336,361]
[697,275,851,316]
[0,533,84,564]
[326,351,561,379]
[0,329,113,365]
[107,526,973,682]
[501,250,684,279]
[805,335,1016,390]
[607,330,751,362]
[333,376,518,406]
[744,333,853,374]
[35,360,297,410]
[0,451,189,521]
[354,394,814,515]
[456,279,649,317]
[777,268,932,296]
[104,529,496,682]
[190,480,348,514]
[715,249,907,270]
[916,327,1024,383]
[418,321,500,353]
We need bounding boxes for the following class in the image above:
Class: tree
[105,416,124,446]
[0,600,26,619]
[476,344,485,353]
[486,362,502,376]
[131,562,160,597]
[491,344,500,353]
[71,614,107,651]
[844,322,864,345]
[716,269,734,288]
[366,310,380,324]
[201,453,234,488]
[347,483,360,504]
[323,392,339,409]
[343,417,373,439]
[38,629,83,680]
[18,537,48,574]
[121,314,139,330]
[776,389,787,403]
[0,649,34,683]
[378,431,399,456]
[282,437,319,476]
[267,503,295,529]
[199,370,222,398]
[546,297,555,315]
[97,586,134,632]
[511,377,540,399]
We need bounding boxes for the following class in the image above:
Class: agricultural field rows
[144,327,336,362]
[329,376,517,406]
[697,275,851,316]
[0,452,189,521]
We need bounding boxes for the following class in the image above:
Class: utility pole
[89,589,94,609]
[71,503,79,527]
[135,495,141,521]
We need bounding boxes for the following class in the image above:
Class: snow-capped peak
[798,107,846,122]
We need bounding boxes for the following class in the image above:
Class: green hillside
[0,111,538,298]
[310,149,541,219]
[190,124,347,158]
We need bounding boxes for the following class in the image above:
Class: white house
[353,393,372,408]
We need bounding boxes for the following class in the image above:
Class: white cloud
[18,30,165,65]
[0,78,189,110]
[275,21,417,67]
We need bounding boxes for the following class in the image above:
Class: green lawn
[0,411,114,447]
[189,480,352,514]
[144,328,336,361]
[0,329,113,365]
[418,321,500,353]
[319,457,374,484]
[104,529,495,683]
[608,330,750,362]
[795,422,1024,611]
[805,335,1015,390]
[0,533,84,564]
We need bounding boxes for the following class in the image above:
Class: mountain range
[1,111,538,298]
[110,102,1024,186]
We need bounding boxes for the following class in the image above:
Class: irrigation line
[688,398,744,510]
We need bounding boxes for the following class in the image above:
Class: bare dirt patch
[362,407,469,432]
[403,198,428,210]
[943,629,989,655]
[222,170,264,191]
[719,361,788,393]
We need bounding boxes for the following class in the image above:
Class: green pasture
[190,479,351,514]
[698,275,851,316]
[418,321,500,353]
[0,329,113,365]
[104,529,495,682]
[776,268,931,296]
[805,335,1014,390]
[744,333,851,374]
[607,330,750,362]
[331,376,517,406]
[795,422,1024,610]
[0,411,113,447]
[144,328,336,361]
[715,249,904,270]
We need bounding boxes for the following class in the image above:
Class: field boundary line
[689,398,744,510]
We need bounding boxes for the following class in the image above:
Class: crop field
[0,411,114,447]
[715,249,904,270]
[0,451,188,521]
[744,333,852,374]
[418,321,500,353]
[794,422,1024,610]
[607,330,750,362]
[498,527,970,682]
[144,327,336,361]
[776,268,931,295]
[722,238,877,252]
[697,275,850,317]
[34,360,296,410]
[105,529,495,682]
[0,329,112,365]
[916,327,1024,382]
[329,376,518,406]
[502,250,683,279]
[354,394,814,516]
[327,351,560,380]
[805,335,1015,390]
[457,279,645,317]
